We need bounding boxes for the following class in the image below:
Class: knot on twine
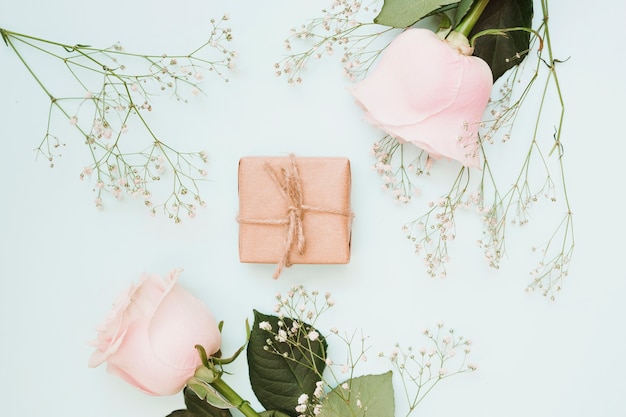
[237,154,352,279]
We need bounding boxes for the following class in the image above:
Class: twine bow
[238,155,352,279]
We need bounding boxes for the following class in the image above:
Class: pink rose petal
[89,269,222,396]
[349,28,493,168]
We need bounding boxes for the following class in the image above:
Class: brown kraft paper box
[237,155,353,278]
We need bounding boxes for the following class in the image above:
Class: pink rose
[349,28,493,168]
[89,269,221,396]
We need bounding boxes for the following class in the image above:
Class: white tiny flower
[259,321,272,331]
[297,394,309,405]
[308,330,319,341]
[314,381,324,398]
[277,329,287,343]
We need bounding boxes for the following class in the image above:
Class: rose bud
[88,269,221,396]
[348,28,493,168]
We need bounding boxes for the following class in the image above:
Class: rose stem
[454,0,491,37]
[210,377,262,417]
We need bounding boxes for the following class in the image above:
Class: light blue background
[1,1,623,416]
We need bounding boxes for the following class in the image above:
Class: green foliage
[166,412,194,417]
[470,0,534,80]
[318,372,395,417]
[247,310,328,416]
[165,388,233,417]
[185,387,233,417]
[373,0,533,80]
[259,412,292,417]
[374,0,462,28]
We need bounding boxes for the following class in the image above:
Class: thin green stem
[1,28,76,49]
[470,26,543,49]
[3,33,55,100]
[454,0,491,37]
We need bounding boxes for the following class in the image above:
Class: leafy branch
[1,16,235,222]
[247,286,476,416]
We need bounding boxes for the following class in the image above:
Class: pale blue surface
[1,1,624,416]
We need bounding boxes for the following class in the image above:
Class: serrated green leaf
[247,310,328,417]
[183,387,233,417]
[318,372,395,417]
[453,0,476,25]
[469,0,534,81]
[374,0,462,28]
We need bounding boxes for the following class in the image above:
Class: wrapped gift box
[237,155,353,278]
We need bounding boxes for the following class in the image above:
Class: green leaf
[317,372,395,417]
[166,411,195,417]
[182,387,233,417]
[453,0,476,25]
[374,0,462,28]
[260,412,292,417]
[247,310,328,417]
[469,0,534,81]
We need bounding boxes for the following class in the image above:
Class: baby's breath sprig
[382,12,573,297]
[403,167,473,278]
[1,15,235,222]
[279,0,573,298]
[275,0,397,84]
[264,286,363,416]
[476,0,573,299]
[371,135,432,204]
[393,5,573,297]
[261,285,476,416]
[380,322,477,416]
